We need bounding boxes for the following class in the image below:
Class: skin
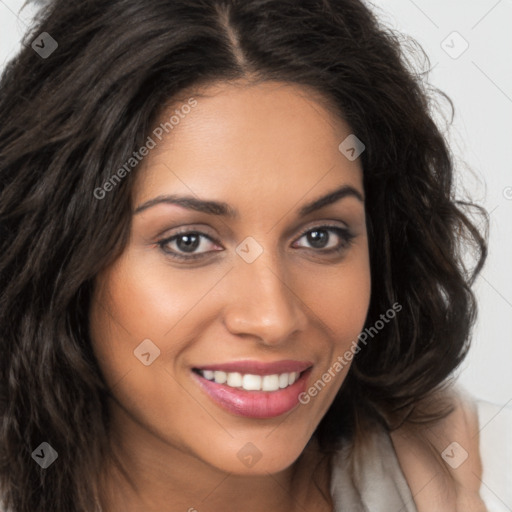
[90,79,371,511]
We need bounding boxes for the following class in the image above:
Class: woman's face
[90,80,371,476]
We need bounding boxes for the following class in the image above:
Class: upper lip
[194,360,313,375]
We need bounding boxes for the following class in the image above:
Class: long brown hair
[0,0,487,510]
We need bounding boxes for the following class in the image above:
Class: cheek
[88,258,216,443]
[300,247,371,345]
[89,251,228,365]
[294,245,371,410]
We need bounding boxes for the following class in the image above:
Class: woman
[0,0,501,510]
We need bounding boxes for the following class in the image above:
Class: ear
[390,385,486,512]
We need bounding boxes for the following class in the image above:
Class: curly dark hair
[0,0,487,510]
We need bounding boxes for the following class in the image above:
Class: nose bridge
[222,244,307,344]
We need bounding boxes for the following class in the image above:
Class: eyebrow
[133,184,364,218]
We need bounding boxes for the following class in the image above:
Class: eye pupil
[307,229,328,248]
[177,233,200,252]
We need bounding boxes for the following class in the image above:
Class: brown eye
[158,231,222,260]
[293,226,355,252]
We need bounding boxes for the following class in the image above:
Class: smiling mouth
[192,363,313,419]
[193,369,306,392]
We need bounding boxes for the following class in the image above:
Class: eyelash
[157,224,356,262]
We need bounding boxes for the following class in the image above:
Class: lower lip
[193,370,311,419]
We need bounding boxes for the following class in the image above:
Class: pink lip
[192,367,312,419]
[194,359,312,376]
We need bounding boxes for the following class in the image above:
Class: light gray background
[1,0,511,406]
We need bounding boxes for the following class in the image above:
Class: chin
[192,430,313,476]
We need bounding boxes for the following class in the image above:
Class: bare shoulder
[389,387,487,512]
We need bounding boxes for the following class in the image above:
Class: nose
[222,252,308,347]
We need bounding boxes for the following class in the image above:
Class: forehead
[133,80,363,209]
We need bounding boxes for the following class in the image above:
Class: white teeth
[279,373,289,388]
[242,374,262,390]
[213,371,227,384]
[199,370,302,391]
[262,374,280,391]
[226,372,243,387]
[203,370,214,380]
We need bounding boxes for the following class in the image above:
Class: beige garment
[329,393,512,512]
[330,424,418,512]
